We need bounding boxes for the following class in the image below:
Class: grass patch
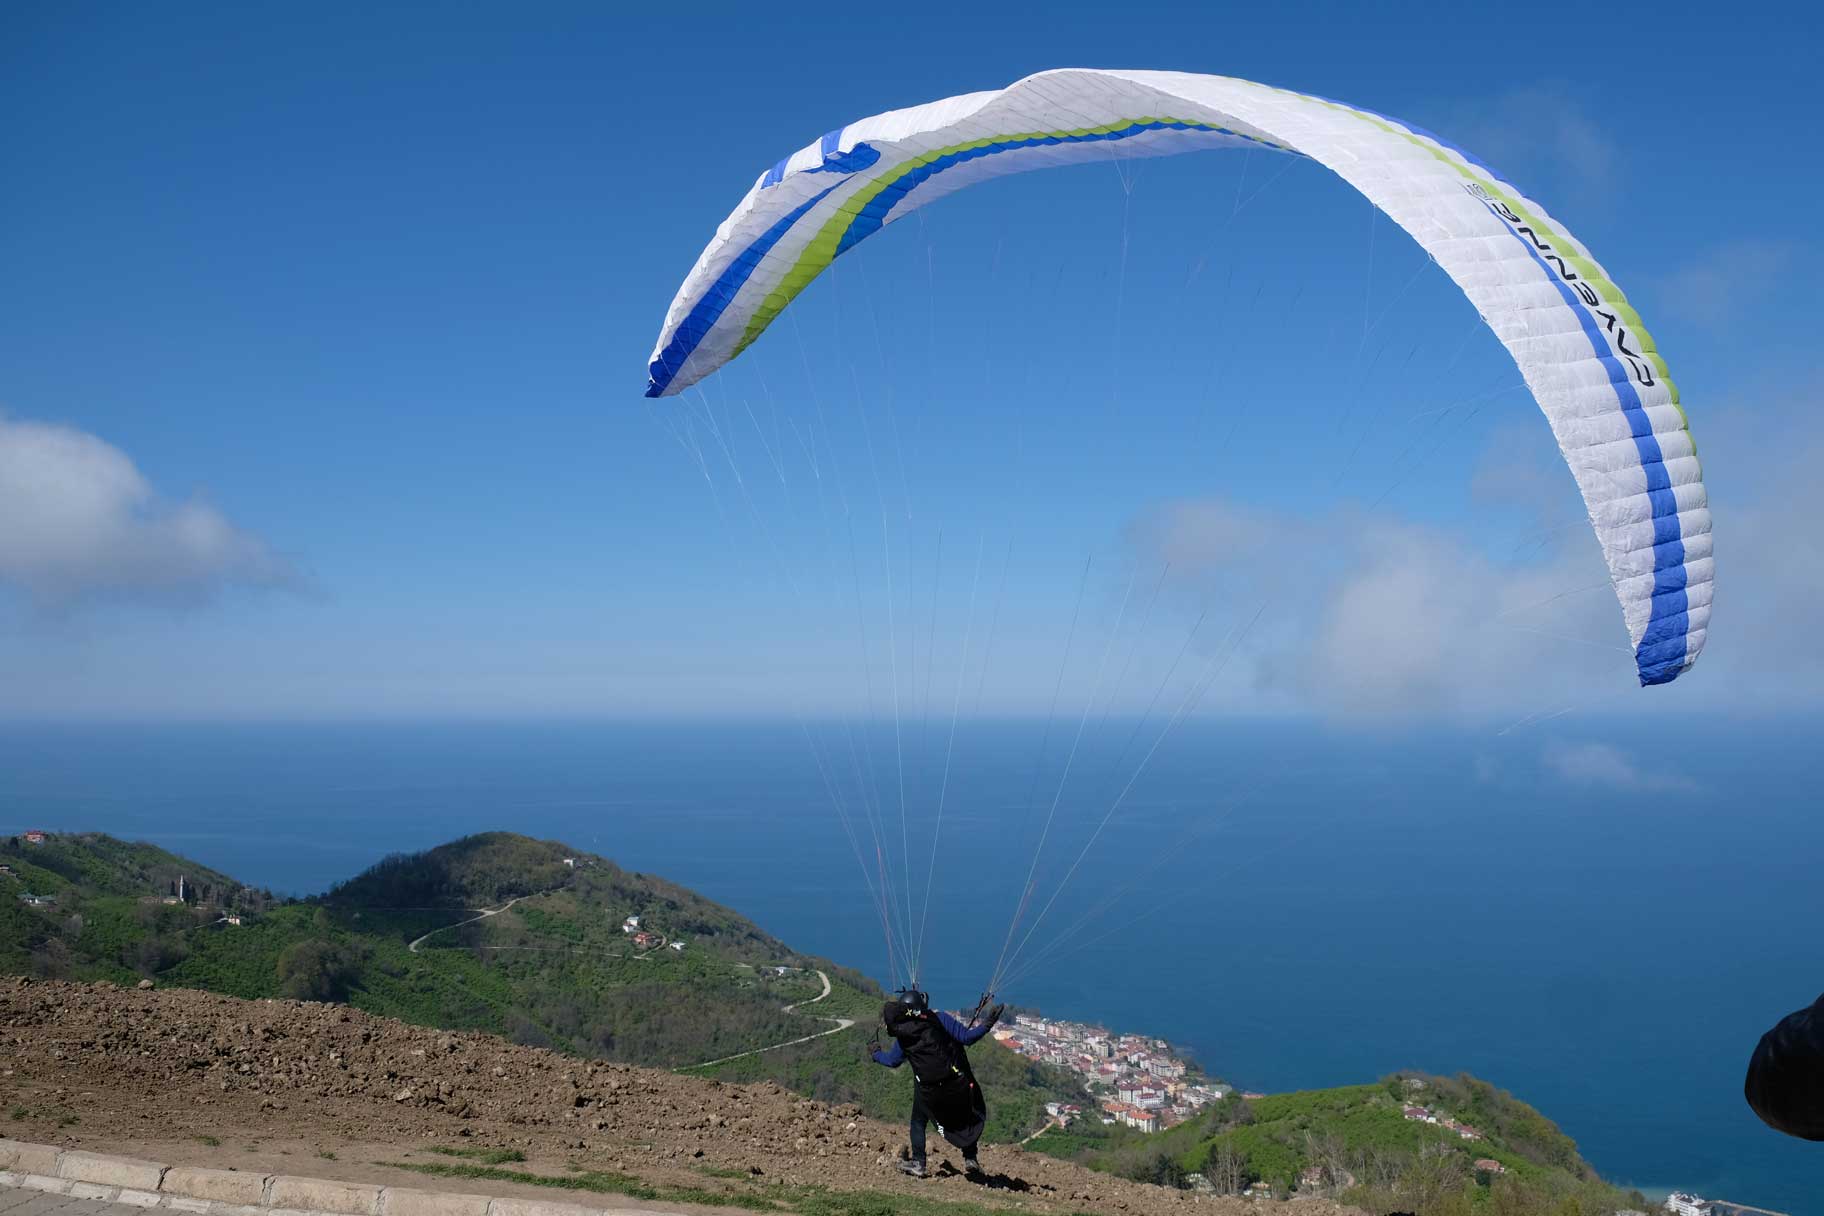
[193,1135,221,1147]
[426,1145,527,1165]
[318,1151,337,1161]
[787,1188,1047,1216]
[9,1106,27,1121]
[386,1160,1049,1216]
[697,1164,756,1180]
[389,1160,774,1211]
[57,1115,79,1128]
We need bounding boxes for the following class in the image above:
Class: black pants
[909,1077,986,1161]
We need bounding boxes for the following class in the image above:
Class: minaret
[178,874,185,902]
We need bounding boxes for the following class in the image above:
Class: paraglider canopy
[644,68,1711,689]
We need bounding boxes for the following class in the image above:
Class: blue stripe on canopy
[1486,206,1688,685]
[645,183,842,398]
[834,120,1242,257]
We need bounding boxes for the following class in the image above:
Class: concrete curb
[0,1140,669,1216]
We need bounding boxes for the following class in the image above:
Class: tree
[275,939,361,1002]
[1209,1140,1244,1195]
[30,938,71,979]
[129,935,189,977]
[1302,1129,1348,1192]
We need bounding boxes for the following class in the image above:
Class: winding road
[406,895,528,954]
[404,901,853,1073]
[681,968,855,1070]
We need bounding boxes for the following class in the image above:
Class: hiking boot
[897,1159,927,1179]
[963,1154,983,1177]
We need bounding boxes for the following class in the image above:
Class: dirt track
[0,978,1358,1216]
[684,970,854,1070]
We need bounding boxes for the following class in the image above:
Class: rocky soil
[0,978,1358,1216]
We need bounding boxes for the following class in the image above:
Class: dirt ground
[0,978,1359,1216]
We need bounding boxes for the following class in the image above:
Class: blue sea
[2,719,1818,1213]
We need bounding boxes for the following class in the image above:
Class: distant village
[991,1011,1236,1133]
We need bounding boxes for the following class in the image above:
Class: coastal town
[990,1015,1791,1216]
[992,1011,1236,1133]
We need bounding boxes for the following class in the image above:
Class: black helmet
[882,986,930,1028]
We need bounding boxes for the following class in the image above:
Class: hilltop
[3,831,854,1057]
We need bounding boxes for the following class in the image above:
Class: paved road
[0,1179,675,1216]
[0,1187,171,1216]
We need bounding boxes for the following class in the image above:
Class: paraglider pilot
[1746,990,1824,1141]
[870,989,1004,1178]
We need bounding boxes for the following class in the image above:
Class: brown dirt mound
[0,978,1358,1216]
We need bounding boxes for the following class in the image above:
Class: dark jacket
[1746,991,1824,1141]
[872,1007,993,1085]
[872,1002,999,1153]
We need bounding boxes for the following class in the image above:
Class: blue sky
[2,0,1817,722]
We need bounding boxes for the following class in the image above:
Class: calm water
[2,719,1818,1212]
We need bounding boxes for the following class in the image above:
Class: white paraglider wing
[644,69,1709,688]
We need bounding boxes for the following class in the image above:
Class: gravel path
[682,971,855,1070]
[406,896,531,954]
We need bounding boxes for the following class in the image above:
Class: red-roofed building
[1101,1101,1158,1132]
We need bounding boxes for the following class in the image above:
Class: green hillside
[1028,1072,1655,1215]
[3,832,243,899]
[0,830,1077,1139]
[3,831,863,1065]
[1,831,271,980]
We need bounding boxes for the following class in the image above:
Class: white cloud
[1451,86,1622,211]
[0,416,299,610]
[1127,369,1824,718]
[1131,495,1622,717]
[1654,238,1806,330]
[1541,740,1694,792]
